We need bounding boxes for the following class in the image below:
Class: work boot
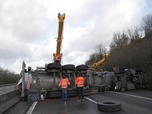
[81,99,84,102]
[64,101,67,106]
[77,99,81,102]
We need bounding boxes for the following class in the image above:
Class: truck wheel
[62,64,75,70]
[47,63,61,70]
[98,101,121,112]
[76,65,88,71]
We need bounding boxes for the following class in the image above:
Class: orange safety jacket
[59,78,70,88]
[75,76,85,87]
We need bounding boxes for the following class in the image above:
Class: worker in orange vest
[75,73,85,102]
[59,74,70,101]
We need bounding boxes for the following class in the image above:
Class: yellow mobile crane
[53,13,65,63]
[92,54,109,69]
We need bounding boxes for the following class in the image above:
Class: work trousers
[77,87,84,100]
[61,88,68,101]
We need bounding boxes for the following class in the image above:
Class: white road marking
[110,91,152,101]
[86,97,98,104]
[26,101,38,114]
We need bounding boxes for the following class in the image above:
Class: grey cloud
[0,0,150,73]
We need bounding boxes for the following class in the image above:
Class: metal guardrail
[0,83,16,87]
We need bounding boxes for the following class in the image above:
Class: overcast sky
[0,0,152,73]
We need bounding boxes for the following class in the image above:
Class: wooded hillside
[85,14,152,88]
[0,67,19,84]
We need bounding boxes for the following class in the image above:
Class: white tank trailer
[17,62,91,101]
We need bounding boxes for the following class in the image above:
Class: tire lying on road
[98,101,121,112]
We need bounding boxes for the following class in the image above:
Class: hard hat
[78,73,82,76]
[28,66,31,71]
[62,74,66,78]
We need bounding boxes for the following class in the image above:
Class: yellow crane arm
[53,13,65,63]
[92,54,109,69]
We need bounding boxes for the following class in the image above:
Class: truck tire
[47,63,61,70]
[62,64,75,70]
[119,69,125,74]
[98,101,121,112]
[76,65,88,71]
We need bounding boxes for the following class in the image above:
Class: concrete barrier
[0,90,20,114]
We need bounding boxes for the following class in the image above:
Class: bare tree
[85,52,96,65]
[142,14,152,37]
[85,44,107,65]
[127,27,142,44]
[110,32,129,51]
[0,67,19,84]
[95,44,107,61]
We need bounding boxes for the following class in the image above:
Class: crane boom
[53,13,65,63]
[92,54,109,69]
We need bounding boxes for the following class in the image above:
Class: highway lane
[28,90,152,114]
[3,101,31,114]
[30,97,101,114]
[112,89,152,98]
[89,91,152,114]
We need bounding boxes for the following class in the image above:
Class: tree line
[0,67,20,84]
[85,14,152,88]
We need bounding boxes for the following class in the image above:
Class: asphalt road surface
[26,90,152,114]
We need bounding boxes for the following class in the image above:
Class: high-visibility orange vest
[59,78,70,88]
[75,76,85,87]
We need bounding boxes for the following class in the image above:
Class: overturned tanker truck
[17,63,90,101]
[86,54,145,92]
[17,13,91,101]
